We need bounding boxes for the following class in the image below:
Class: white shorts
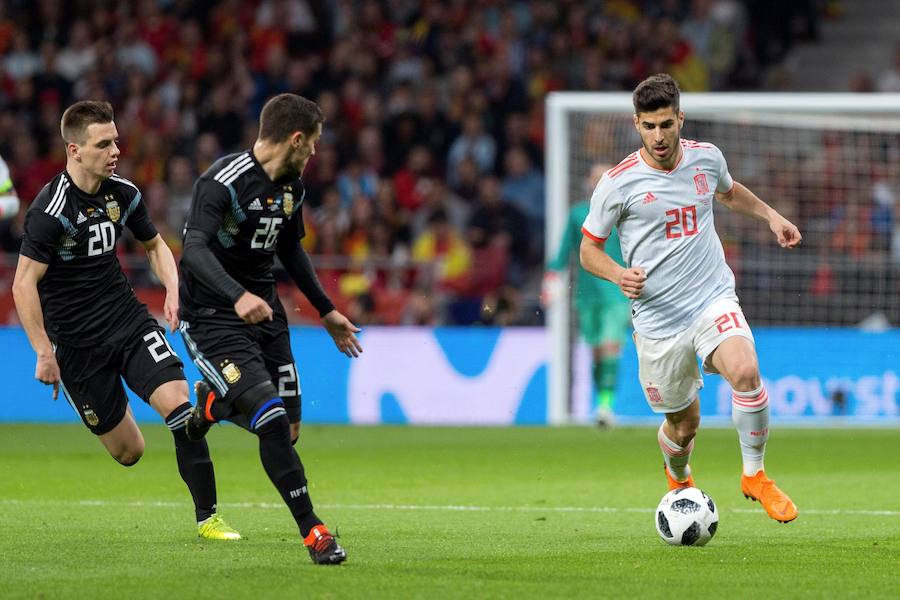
[634,295,755,414]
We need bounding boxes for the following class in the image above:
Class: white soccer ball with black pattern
[655,487,719,546]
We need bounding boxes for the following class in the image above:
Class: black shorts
[178,312,301,423]
[55,317,185,435]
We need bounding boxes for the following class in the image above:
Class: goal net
[545,93,900,424]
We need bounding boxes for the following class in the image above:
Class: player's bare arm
[321,310,362,358]
[11,254,60,399]
[277,235,362,357]
[715,182,802,249]
[141,234,181,332]
[580,236,646,299]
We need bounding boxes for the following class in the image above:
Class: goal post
[545,93,900,425]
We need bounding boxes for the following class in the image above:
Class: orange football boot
[664,464,695,490]
[741,470,798,523]
[304,524,347,565]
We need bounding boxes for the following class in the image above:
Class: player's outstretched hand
[321,310,363,358]
[35,353,61,400]
[234,291,274,324]
[163,291,180,332]
[771,216,802,249]
[619,267,646,299]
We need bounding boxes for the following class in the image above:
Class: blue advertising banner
[3,327,898,426]
[603,329,900,424]
[2,327,355,425]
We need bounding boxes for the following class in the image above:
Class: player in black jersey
[12,101,241,541]
[179,93,360,565]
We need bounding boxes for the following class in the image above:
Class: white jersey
[0,154,12,194]
[0,154,19,219]
[582,139,735,339]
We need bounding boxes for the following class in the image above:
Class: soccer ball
[655,487,719,546]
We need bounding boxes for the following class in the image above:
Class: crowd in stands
[0,0,840,325]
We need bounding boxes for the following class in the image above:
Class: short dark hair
[258,93,324,142]
[633,73,680,114]
[61,101,114,144]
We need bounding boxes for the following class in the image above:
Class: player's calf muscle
[148,379,190,416]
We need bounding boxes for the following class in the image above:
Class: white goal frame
[545,92,900,425]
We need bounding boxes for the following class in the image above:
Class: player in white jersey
[580,74,801,523]
[0,153,21,220]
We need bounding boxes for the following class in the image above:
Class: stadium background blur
[3,0,897,330]
[2,3,899,596]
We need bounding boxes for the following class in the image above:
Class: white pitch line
[1,498,897,517]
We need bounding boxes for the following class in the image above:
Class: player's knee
[670,428,697,448]
[234,381,289,436]
[255,410,290,440]
[114,445,144,466]
[234,381,278,416]
[671,417,700,445]
[730,364,761,393]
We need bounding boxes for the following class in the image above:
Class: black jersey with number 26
[180,151,305,318]
[19,172,158,347]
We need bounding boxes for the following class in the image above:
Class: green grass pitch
[1,424,898,599]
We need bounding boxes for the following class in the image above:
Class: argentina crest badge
[82,406,100,427]
[221,360,241,384]
[105,194,120,222]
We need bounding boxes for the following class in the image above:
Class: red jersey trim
[681,138,714,149]
[581,226,608,243]
[608,158,639,178]
[613,151,638,166]
[606,152,639,178]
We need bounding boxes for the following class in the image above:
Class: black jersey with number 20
[19,171,158,347]
[179,151,305,318]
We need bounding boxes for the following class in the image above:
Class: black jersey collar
[63,170,109,200]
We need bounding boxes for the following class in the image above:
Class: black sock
[166,402,217,523]
[256,414,322,537]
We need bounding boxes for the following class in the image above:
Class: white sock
[732,384,769,477]
[658,423,693,481]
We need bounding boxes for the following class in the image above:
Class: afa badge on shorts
[82,405,100,426]
[221,360,241,384]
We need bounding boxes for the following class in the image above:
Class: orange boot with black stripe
[186,380,217,441]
